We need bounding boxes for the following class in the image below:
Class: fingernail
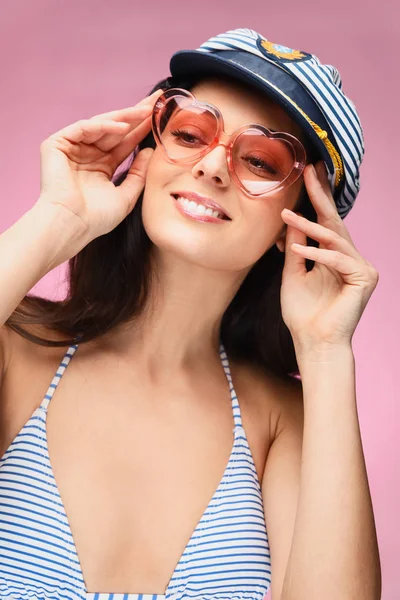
[310,164,317,177]
[319,161,329,180]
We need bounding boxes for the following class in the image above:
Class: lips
[171,191,232,220]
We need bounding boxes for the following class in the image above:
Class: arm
[262,345,382,600]
[0,202,86,328]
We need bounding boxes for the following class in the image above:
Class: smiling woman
[6,70,319,378]
[0,27,381,600]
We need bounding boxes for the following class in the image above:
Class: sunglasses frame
[151,88,307,198]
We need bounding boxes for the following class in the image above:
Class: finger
[313,160,333,198]
[47,118,131,146]
[110,115,153,167]
[304,162,338,216]
[304,162,354,245]
[88,91,160,159]
[93,122,135,152]
[116,147,153,212]
[282,216,309,277]
[89,89,163,124]
[290,244,370,285]
[281,209,361,261]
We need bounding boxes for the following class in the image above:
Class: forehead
[190,76,303,138]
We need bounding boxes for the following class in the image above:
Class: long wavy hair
[6,74,320,380]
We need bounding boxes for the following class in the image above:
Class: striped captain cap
[170,28,364,219]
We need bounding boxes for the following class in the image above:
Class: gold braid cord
[301,116,344,187]
[238,63,345,187]
[281,95,344,188]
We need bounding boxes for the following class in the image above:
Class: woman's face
[142,76,306,272]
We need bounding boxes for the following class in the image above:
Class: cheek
[141,152,172,224]
[236,202,284,261]
[141,153,202,258]
[233,180,302,262]
[140,153,296,271]
[142,149,168,195]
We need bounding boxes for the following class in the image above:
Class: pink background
[0,1,398,598]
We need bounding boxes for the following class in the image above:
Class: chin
[141,187,270,272]
[144,221,235,271]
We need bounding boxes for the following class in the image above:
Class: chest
[1,344,275,594]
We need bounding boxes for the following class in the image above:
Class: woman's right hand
[35,88,163,247]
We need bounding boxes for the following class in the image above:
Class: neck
[102,248,249,381]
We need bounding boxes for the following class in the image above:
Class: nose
[191,144,231,188]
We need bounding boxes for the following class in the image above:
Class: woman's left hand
[280,161,379,354]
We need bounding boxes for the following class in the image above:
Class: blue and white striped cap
[170,28,364,219]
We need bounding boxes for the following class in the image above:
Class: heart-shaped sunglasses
[151,88,307,197]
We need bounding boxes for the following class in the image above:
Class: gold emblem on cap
[261,39,306,61]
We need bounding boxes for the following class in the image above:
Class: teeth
[176,196,226,220]
[195,204,206,215]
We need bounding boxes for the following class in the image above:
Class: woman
[0,28,381,600]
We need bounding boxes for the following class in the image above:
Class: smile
[171,195,231,223]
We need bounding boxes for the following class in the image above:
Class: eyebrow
[181,98,295,137]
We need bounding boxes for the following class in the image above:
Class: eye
[170,129,206,146]
[243,155,279,176]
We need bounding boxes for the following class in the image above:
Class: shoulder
[229,357,303,461]
[4,323,103,363]
[2,323,92,416]
[0,323,104,459]
[234,359,303,439]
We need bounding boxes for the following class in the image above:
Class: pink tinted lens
[157,101,296,194]
[158,97,218,161]
[232,129,296,194]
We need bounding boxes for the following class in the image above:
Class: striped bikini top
[0,340,272,600]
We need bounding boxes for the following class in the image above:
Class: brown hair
[6,75,319,380]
